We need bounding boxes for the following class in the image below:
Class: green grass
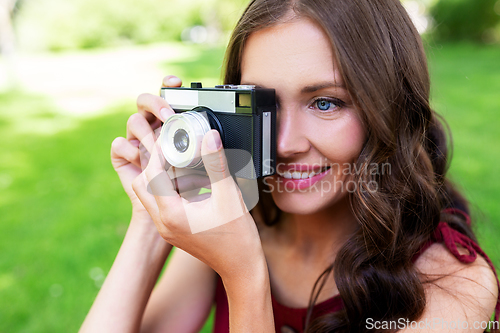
[0,92,135,332]
[1,42,499,332]
[426,42,500,262]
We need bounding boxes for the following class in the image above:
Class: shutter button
[281,325,298,333]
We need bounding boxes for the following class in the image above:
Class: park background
[0,0,499,331]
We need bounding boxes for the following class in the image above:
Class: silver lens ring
[160,111,211,168]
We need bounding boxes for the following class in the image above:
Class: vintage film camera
[159,82,276,179]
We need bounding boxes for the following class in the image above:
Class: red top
[212,208,500,333]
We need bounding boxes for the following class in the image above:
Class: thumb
[201,130,231,186]
[199,131,249,229]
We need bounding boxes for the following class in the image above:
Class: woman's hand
[132,130,274,331]
[110,75,183,218]
[132,127,267,282]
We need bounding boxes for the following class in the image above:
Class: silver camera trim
[262,112,271,176]
[161,89,236,113]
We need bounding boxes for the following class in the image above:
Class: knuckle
[129,112,145,124]
[111,137,125,152]
[127,113,145,130]
[136,93,151,108]
[138,91,173,118]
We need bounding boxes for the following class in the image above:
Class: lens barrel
[160,111,211,168]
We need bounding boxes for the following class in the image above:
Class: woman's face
[241,17,367,215]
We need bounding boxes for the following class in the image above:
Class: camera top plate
[161,83,275,115]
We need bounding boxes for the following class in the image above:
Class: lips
[274,165,332,190]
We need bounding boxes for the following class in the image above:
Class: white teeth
[277,170,318,179]
[277,167,330,179]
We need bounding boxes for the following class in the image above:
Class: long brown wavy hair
[223,0,494,332]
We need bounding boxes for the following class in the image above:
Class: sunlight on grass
[159,44,226,87]
[0,90,79,136]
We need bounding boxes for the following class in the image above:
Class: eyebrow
[241,81,346,93]
[301,82,346,93]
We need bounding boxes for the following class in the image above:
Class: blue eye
[317,99,331,111]
[310,97,344,114]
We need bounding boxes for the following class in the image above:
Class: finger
[161,75,182,88]
[200,131,241,201]
[126,113,157,154]
[198,130,249,229]
[137,93,175,123]
[111,137,140,169]
[200,130,231,185]
[144,141,179,200]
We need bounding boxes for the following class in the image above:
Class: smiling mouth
[276,166,332,179]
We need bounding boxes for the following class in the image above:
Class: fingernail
[160,108,170,122]
[168,76,181,85]
[206,131,222,152]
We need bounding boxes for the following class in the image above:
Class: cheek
[312,113,366,163]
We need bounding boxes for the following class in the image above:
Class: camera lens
[159,111,211,168]
[173,129,189,153]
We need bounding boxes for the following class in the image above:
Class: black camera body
[159,82,276,179]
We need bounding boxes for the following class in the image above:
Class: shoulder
[415,242,498,295]
[414,242,498,326]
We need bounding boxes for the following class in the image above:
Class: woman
[80,0,499,332]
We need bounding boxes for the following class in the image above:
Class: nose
[276,106,311,158]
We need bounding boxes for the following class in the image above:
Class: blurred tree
[0,0,17,54]
[429,0,500,42]
[13,0,251,52]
